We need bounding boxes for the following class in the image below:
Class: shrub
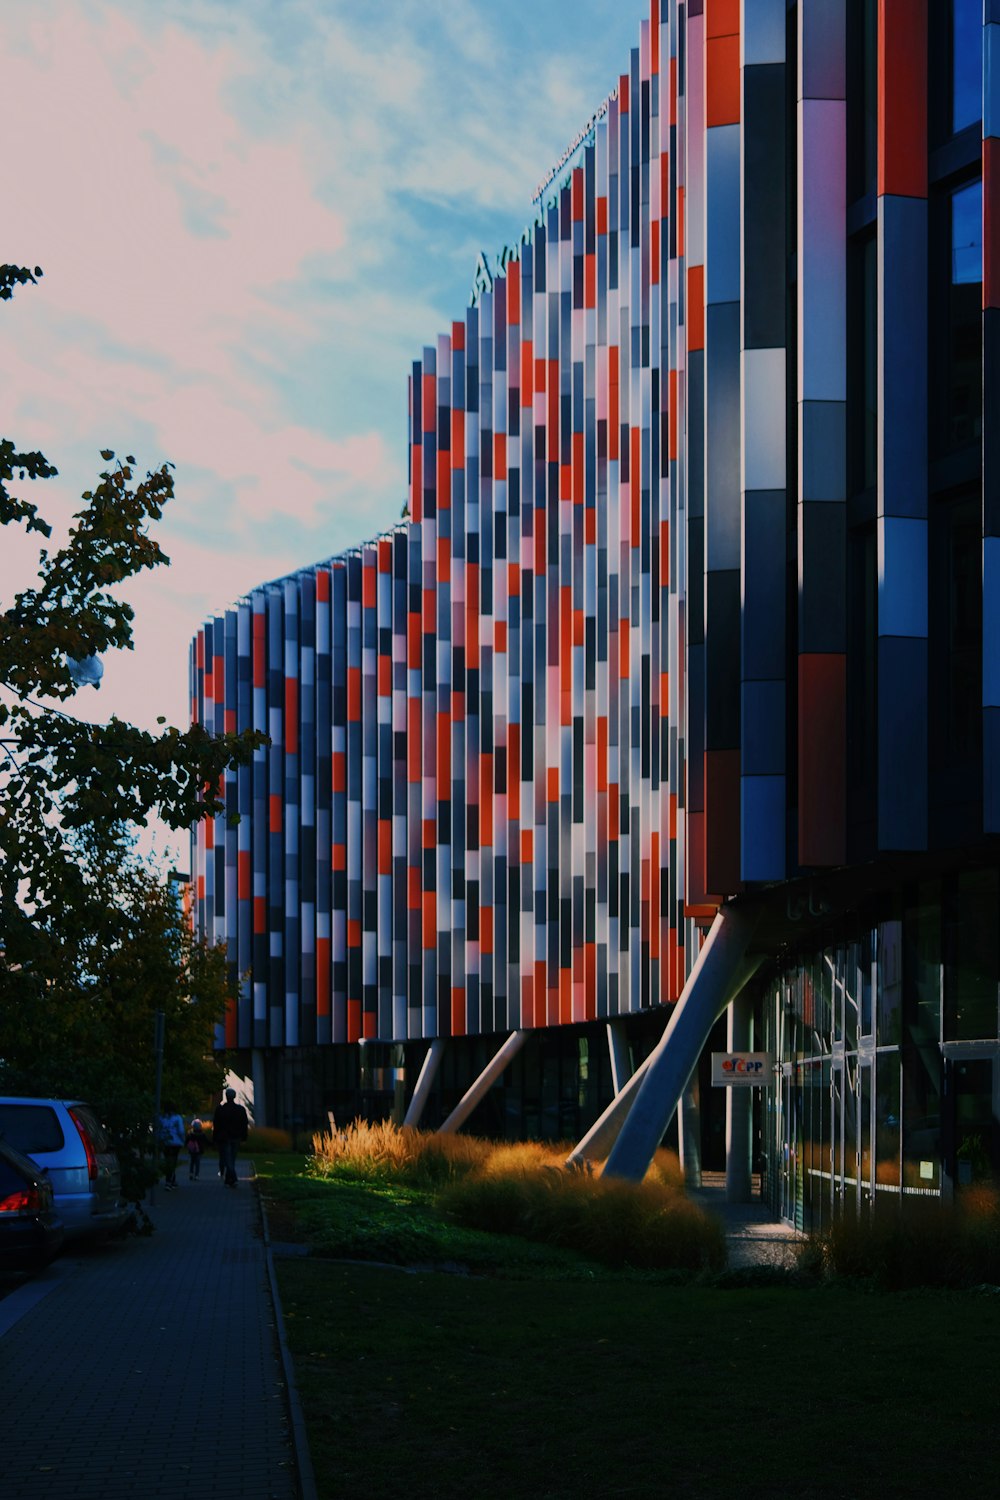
[440,1166,725,1272]
[307,1121,724,1272]
[310,1119,487,1187]
[246,1126,293,1153]
[809,1190,1000,1289]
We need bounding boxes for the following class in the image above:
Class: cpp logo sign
[711,1052,775,1087]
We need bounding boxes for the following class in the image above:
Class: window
[848,0,878,202]
[951,0,984,136]
[944,869,999,1041]
[933,177,983,457]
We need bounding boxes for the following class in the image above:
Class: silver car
[0,1097,129,1240]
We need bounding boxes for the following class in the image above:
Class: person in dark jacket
[212,1088,249,1187]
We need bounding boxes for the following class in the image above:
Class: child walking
[185,1118,208,1180]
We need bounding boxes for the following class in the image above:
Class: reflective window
[843,943,860,1052]
[947,178,983,452]
[848,0,878,200]
[903,1043,941,1192]
[904,884,942,1048]
[944,494,983,770]
[847,234,877,495]
[877,920,903,1047]
[875,1061,901,1190]
[951,0,983,135]
[945,869,999,1040]
[953,1059,996,1185]
[860,929,875,1036]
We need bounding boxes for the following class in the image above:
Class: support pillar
[564,1053,653,1169]
[606,1020,633,1096]
[602,903,763,1183]
[403,1039,447,1129]
[678,1079,703,1189]
[251,1048,268,1128]
[437,1032,527,1135]
[725,990,754,1202]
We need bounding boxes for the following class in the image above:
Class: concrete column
[564,1053,653,1169]
[251,1049,268,1128]
[403,1039,447,1129]
[606,1020,633,1096]
[602,903,763,1183]
[679,1079,703,1189]
[725,991,754,1202]
[437,1032,527,1135]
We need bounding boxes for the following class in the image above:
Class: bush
[311,1119,494,1188]
[809,1188,1000,1290]
[246,1126,293,1153]
[307,1122,724,1273]
[439,1165,726,1272]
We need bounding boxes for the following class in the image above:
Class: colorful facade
[192,2,1000,1208]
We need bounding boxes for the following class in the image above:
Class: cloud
[2,0,647,777]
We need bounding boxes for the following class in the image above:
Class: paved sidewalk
[0,1163,298,1500]
[692,1172,805,1270]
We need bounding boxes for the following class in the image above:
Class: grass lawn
[277,1258,1000,1500]
[257,1153,1000,1499]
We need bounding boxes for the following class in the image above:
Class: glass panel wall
[951,0,984,136]
[945,870,1000,1040]
[762,874,1000,1219]
[947,178,983,452]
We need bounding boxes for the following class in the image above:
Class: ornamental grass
[813,1182,1000,1289]
[307,1121,723,1271]
[439,1163,725,1272]
[310,1118,488,1187]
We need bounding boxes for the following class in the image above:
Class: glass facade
[947,178,983,452]
[763,869,1000,1229]
[951,0,984,135]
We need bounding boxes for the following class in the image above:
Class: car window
[69,1104,109,1152]
[0,1157,28,1194]
[0,1104,66,1154]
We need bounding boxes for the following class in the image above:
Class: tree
[0,839,230,1203]
[0,263,263,1191]
[0,264,261,920]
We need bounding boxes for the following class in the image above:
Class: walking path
[692,1171,805,1270]
[0,1161,302,1500]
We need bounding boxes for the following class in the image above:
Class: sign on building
[711,1052,775,1087]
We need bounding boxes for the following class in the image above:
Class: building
[190,1,1000,1226]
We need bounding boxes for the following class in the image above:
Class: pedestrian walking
[212,1087,249,1187]
[158,1105,186,1190]
[185,1118,208,1180]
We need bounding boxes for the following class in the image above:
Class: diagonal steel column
[606,1019,634,1096]
[564,1052,653,1169]
[436,1031,528,1135]
[403,1039,447,1129]
[602,903,763,1183]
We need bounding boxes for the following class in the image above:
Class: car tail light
[68,1107,98,1182]
[0,1187,42,1213]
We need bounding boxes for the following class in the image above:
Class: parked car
[0,1137,65,1271]
[0,1098,129,1241]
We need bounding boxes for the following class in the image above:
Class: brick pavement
[0,1161,299,1500]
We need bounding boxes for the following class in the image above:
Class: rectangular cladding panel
[187,2,987,1054]
[796,1,847,867]
[877,2,928,852]
[986,13,1000,827]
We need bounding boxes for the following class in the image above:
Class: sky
[2,0,647,863]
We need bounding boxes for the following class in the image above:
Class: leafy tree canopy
[1,264,263,1192]
[0,840,230,1202]
[0,262,262,916]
